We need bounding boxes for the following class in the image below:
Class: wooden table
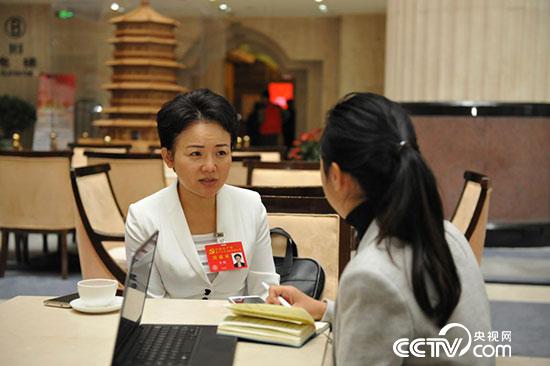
[0,297,331,366]
[2,287,548,366]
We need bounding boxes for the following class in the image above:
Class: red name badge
[205,241,248,272]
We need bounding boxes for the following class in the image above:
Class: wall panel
[385,0,550,102]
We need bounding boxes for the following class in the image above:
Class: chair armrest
[95,233,125,242]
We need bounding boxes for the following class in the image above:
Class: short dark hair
[234,253,242,259]
[156,88,239,150]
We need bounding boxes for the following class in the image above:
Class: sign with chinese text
[1,14,37,77]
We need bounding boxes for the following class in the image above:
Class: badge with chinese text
[205,241,247,272]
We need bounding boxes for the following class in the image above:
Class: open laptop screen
[113,231,159,353]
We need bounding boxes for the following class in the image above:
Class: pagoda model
[93,0,187,146]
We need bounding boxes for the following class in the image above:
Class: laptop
[111,231,237,366]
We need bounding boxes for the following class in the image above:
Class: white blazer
[125,183,279,299]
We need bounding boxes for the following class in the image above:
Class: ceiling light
[110,2,120,11]
[315,0,324,2]
[319,4,328,12]
[218,3,231,13]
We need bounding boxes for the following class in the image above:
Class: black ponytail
[321,92,461,327]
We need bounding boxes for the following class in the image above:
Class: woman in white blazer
[125,89,279,300]
[267,93,493,365]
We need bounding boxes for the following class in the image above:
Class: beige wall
[339,14,386,98]
[0,4,51,105]
[385,0,550,102]
[175,18,227,96]
[0,5,111,104]
[0,5,388,134]
[50,16,111,104]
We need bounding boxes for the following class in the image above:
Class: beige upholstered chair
[451,171,492,264]
[246,161,322,187]
[226,155,261,186]
[0,151,74,278]
[232,146,285,162]
[71,164,127,284]
[68,143,131,168]
[85,152,166,216]
[262,195,354,300]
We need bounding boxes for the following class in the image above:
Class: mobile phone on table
[227,295,265,304]
[43,293,79,308]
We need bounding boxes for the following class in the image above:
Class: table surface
[2,286,550,366]
[0,297,331,366]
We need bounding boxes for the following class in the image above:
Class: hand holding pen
[264,282,328,320]
[262,282,291,307]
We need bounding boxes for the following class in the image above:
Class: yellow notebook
[217,304,328,347]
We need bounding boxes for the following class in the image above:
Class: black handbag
[271,227,326,300]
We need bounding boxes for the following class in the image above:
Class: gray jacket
[324,221,493,365]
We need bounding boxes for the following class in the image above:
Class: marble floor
[486,283,550,365]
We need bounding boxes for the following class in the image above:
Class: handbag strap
[270,227,298,276]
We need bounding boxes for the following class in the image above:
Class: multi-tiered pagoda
[93,0,186,148]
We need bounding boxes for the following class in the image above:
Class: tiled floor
[497,357,550,366]
[482,247,550,284]
[487,283,550,365]
[486,283,550,303]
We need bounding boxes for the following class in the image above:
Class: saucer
[70,296,123,314]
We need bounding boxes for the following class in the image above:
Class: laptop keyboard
[131,325,201,365]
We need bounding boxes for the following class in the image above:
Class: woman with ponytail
[266,93,492,365]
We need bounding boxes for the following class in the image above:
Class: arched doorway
[225,45,287,144]
[225,23,322,143]
[178,22,322,145]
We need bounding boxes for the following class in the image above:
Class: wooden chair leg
[43,233,49,254]
[59,232,68,279]
[0,230,9,277]
[15,234,22,264]
[22,233,30,264]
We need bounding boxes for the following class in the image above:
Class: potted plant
[0,95,37,149]
[287,128,322,161]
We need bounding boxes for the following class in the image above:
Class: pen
[262,281,291,307]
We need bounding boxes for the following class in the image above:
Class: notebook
[217,303,330,347]
[111,231,237,366]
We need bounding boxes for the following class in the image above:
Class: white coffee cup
[77,279,118,307]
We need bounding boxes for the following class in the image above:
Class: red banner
[33,73,75,150]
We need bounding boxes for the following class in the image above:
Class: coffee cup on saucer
[77,279,118,307]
